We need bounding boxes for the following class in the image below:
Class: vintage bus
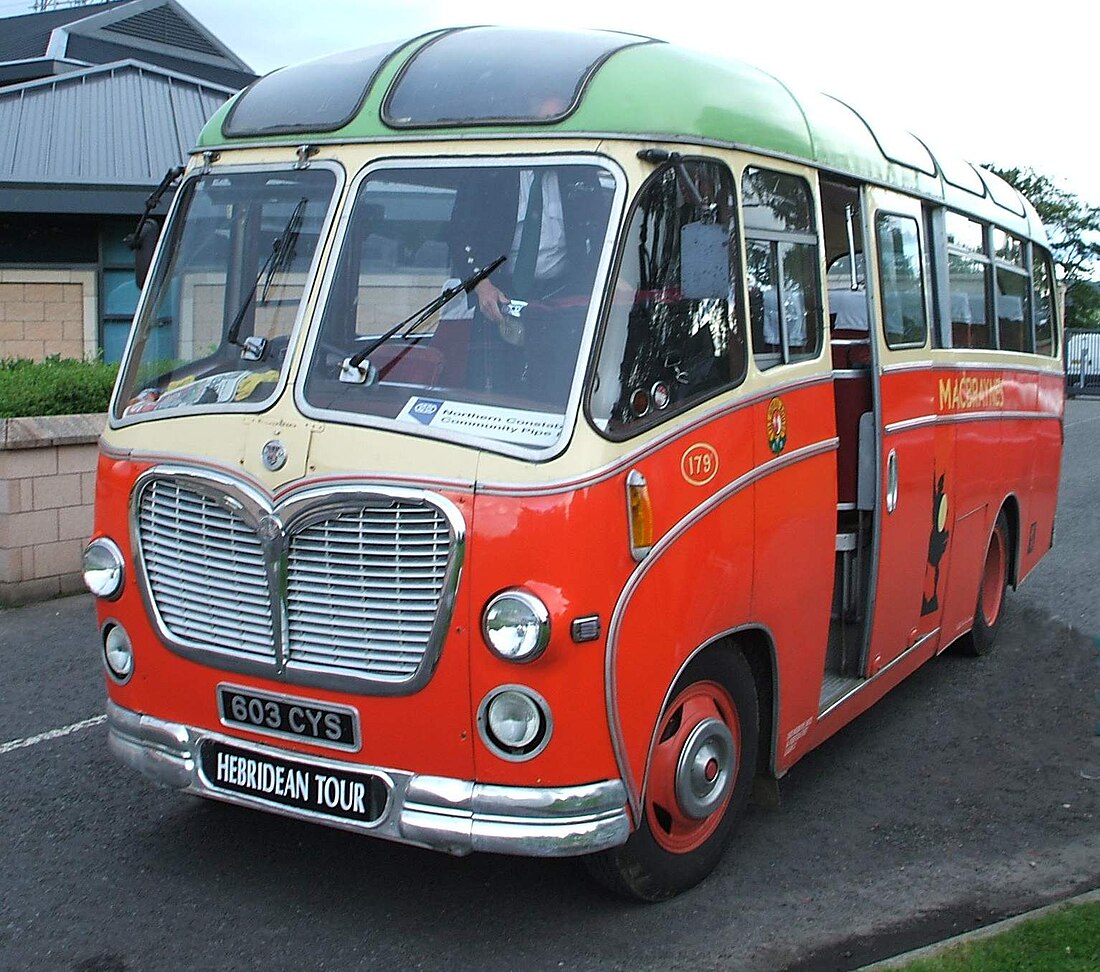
[84,27,1064,900]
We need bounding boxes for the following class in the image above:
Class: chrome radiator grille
[134,472,461,692]
[138,480,274,656]
[286,506,450,680]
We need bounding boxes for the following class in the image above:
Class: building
[0,0,255,362]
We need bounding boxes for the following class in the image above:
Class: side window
[743,168,822,370]
[876,213,928,349]
[591,158,744,434]
[994,230,1031,352]
[945,213,991,349]
[1032,248,1057,356]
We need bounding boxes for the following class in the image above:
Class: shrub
[0,356,119,419]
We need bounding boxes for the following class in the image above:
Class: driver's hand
[475,279,508,322]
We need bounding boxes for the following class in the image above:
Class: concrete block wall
[0,269,98,362]
[0,414,104,606]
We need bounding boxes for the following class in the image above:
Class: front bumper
[106,700,630,857]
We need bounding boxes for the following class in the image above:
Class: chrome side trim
[816,627,941,721]
[884,410,1063,435]
[604,436,838,817]
[129,465,467,696]
[879,360,934,374]
[106,701,629,858]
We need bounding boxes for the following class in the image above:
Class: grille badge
[261,439,288,471]
[257,514,283,542]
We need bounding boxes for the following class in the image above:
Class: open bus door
[861,187,948,676]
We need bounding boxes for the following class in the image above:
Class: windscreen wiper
[339,254,506,385]
[225,197,308,361]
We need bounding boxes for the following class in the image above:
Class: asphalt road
[1,401,1097,972]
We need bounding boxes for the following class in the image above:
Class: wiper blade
[339,254,506,385]
[225,197,308,359]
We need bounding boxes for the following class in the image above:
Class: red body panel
[96,360,1062,810]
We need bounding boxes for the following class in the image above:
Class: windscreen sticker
[397,397,565,447]
[123,370,279,415]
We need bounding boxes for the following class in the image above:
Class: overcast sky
[175,0,1098,207]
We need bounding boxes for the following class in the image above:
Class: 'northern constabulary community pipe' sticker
[397,397,565,447]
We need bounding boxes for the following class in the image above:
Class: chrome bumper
[106,700,630,858]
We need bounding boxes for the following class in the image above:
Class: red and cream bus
[84,27,1064,900]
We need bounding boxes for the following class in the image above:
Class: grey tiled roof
[0,59,234,187]
[0,3,119,62]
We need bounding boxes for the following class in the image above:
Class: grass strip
[899,901,1100,971]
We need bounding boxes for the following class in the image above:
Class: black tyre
[583,648,759,901]
[958,511,1010,657]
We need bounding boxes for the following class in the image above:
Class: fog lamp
[82,538,124,600]
[103,624,134,681]
[478,687,552,761]
[482,590,550,662]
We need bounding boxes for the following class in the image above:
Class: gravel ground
[0,402,1096,971]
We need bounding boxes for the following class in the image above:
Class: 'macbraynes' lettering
[215,752,368,815]
[938,375,1005,412]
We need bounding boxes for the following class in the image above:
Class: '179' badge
[766,398,787,455]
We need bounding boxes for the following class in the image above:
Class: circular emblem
[257,515,283,542]
[261,439,287,471]
[766,398,787,455]
[681,442,719,486]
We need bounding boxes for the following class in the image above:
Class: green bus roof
[197,27,1044,242]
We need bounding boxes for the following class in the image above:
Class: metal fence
[1066,329,1100,397]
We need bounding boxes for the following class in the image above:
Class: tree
[985,165,1100,327]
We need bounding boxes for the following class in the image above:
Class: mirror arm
[124,165,185,251]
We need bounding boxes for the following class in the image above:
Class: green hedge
[0,357,119,419]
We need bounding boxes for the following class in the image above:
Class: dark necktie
[511,170,544,295]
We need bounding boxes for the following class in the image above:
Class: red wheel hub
[645,680,741,854]
[981,526,1006,627]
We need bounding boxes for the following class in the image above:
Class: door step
[819,672,863,712]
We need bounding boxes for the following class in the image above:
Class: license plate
[217,684,358,750]
[198,740,388,824]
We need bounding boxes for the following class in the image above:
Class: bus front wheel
[959,511,1010,657]
[584,649,758,901]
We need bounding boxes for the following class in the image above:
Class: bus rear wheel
[584,649,758,901]
[959,511,1010,657]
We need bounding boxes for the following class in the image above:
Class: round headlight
[481,590,550,662]
[103,623,133,681]
[83,538,124,599]
[478,686,552,760]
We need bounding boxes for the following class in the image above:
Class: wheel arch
[998,493,1021,589]
[641,625,780,796]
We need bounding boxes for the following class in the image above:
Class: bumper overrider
[106,700,630,857]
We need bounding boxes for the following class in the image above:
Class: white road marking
[0,714,107,756]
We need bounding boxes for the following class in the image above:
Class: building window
[100,219,141,363]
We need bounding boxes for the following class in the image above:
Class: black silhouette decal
[921,472,949,616]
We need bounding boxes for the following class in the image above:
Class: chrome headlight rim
[82,537,125,600]
[476,685,553,762]
[102,621,134,684]
[481,589,551,663]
